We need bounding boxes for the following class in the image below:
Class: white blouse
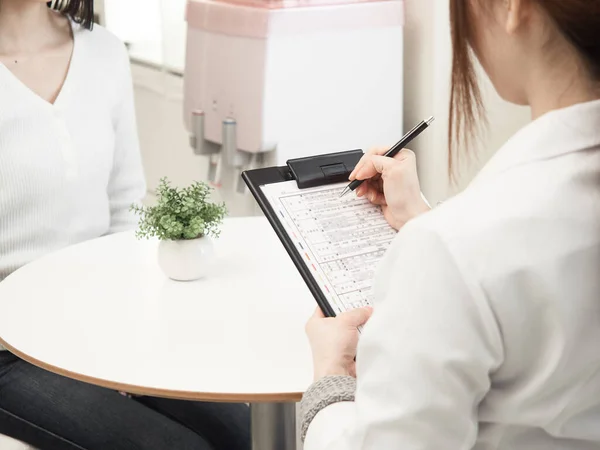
[305,100,600,449]
[0,23,146,283]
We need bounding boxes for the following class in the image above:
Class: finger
[355,155,399,180]
[339,306,373,328]
[367,189,387,206]
[360,184,386,205]
[365,147,414,171]
[355,184,367,197]
[311,307,326,319]
[356,179,379,198]
[349,147,389,179]
[395,147,415,162]
[306,307,326,333]
[349,161,365,181]
[368,147,411,162]
[366,146,390,156]
[372,177,385,197]
[356,180,378,197]
[349,158,366,180]
[353,157,381,181]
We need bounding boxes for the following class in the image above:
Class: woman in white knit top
[0,1,249,448]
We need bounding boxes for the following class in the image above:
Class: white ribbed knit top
[0,23,146,301]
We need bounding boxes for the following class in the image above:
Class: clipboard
[242,149,395,318]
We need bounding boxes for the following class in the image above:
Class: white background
[103,0,187,71]
[99,0,532,208]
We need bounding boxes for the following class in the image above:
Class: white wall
[131,64,259,216]
[94,0,105,23]
[402,0,531,203]
[103,0,186,71]
[128,0,531,209]
[130,66,199,190]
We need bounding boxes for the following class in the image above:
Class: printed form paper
[261,181,397,314]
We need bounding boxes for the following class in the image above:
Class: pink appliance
[183,0,404,193]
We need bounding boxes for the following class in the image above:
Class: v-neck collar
[0,19,78,109]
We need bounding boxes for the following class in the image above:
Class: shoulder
[72,23,133,103]
[394,151,595,298]
[73,23,130,72]
[413,149,595,254]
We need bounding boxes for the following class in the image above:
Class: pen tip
[339,187,350,198]
[426,116,435,125]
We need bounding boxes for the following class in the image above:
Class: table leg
[250,402,297,450]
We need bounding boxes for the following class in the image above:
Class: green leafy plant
[131,177,227,241]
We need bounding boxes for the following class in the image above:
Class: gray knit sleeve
[300,375,357,442]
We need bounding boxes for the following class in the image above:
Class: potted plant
[131,177,227,281]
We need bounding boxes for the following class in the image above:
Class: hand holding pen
[343,117,435,230]
[340,117,434,197]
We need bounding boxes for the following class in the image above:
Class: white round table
[0,217,315,450]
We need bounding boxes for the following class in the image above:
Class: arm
[106,44,147,234]
[302,223,504,449]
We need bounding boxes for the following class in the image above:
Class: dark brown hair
[47,0,94,30]
[448,0,600,173]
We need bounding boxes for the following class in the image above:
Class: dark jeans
[0,351,250,450]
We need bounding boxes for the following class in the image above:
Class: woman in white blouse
[0,0,249,448]
[302,0,600,449]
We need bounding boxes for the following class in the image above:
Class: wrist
[313,365,352,382]
[415,200,432,216]
[407,197,432,221]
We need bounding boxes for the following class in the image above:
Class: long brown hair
[448,0,600,174]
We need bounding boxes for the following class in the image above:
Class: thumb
[356,155,398,179]
[339,307,373,328]
[311,307,326,320]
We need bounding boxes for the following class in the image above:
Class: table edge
[0,337,303,403]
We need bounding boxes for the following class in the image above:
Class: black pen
[339,116,435,198]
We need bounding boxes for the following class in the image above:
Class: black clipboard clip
[286,149,364,189]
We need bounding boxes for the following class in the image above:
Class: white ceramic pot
[157,237,214,281]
